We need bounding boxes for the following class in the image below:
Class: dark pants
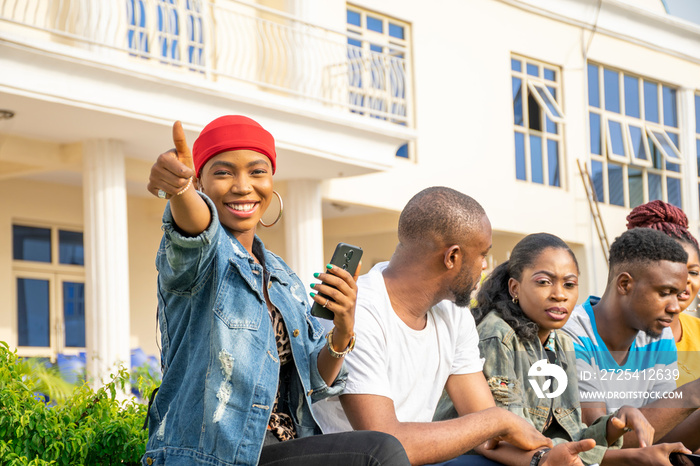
[428,455,503,466]
[259,430,410,466]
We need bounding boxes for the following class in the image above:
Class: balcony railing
[0,0,410,125]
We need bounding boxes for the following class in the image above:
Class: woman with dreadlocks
[627,200,700,387]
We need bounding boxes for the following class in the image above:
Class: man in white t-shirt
[314,187,594,466]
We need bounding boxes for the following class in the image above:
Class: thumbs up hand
[148,121,196,199]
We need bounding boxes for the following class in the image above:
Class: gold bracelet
[326,330,356,358]
[176,177,192,196]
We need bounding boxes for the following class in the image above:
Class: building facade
[1,0,699,381]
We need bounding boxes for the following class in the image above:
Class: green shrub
[0,342,158,465]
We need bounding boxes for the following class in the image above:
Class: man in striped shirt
[563,227,700,451]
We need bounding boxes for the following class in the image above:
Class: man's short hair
[608,227,688,279]
[398,187,486,247]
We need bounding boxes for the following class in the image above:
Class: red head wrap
[192,115,276,177]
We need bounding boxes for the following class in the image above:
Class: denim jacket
[477,311,621,465]
[143,193,347,466]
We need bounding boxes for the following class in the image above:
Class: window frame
[512,54,566,189]
[12,222,85,362]
[587,62,683,209]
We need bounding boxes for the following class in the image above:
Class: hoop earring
[512,296,519,304]
[259,190,283,227]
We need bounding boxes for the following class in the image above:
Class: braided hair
[626,200,699,255]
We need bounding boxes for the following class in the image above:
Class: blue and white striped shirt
[562,296,678,412]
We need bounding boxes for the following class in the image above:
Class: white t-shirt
[314,262,484,433]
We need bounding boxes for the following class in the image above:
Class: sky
[664,0,700,25]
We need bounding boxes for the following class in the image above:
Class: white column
[82,140,131,386]
[284,179,324,303]
[680,88,699,234]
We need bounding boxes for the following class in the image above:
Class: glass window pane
[513,77,523,126]
[17,278,50,347]
[624,75,640,118]
[696,94,700,134]
[697,139,700,177]
[650,130,681,162]
[588,64,600,108]
[347,9,361,26]
[388,23,404,39]
[628,125,648,163]
[63,282,85,348]
[59,230,84,266]
[530,135,543,184]
[644,81,659,123]
[527,93,542,132]
[650,134,663,169]
[666,162,681,173]
[544,68,556,81]
[591,160,605,202]
[628,167,644,208]
[527,63,539,77]
[667,177,682,208]
[511,58,521,72]
[366,15,383,33]
[649,172,662,201]
[547,139,560,187]
[531,83,562,119]
[665,132,681,172]
[663,86,677,128]
[13,225,51,262]
[515,132,526,181]
[395,143,408,158]
[608,120,626,157]
[608,163,624,206]
[604,69,620,113]
[546,86,558,134]
[590,112,602,155]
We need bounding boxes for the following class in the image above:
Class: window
[346,6,409,126]
[346,6,411,158]
[127,0,149,56]
[126,0,205,68]
[13,224,85,361]
[512,56,564,187]
[696,93,700,208]
[587,63,682,208]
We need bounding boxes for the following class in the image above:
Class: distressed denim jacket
[477,311,621,465]
[143,193,347,466]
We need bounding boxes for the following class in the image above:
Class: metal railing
[0,0,410,124]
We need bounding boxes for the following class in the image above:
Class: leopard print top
[266,281,297,441]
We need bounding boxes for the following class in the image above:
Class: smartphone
[310,243,363,320]
[671,453,700,466]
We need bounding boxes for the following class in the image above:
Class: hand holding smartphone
[310,243,363,320]
[671,453,700,466]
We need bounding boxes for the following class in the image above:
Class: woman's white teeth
[230,203,255,212]
[550,310,564,315]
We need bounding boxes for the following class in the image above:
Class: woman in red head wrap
[145,117,408,466]
[627,200,700,387]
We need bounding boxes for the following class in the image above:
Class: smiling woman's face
[677,241,700,312]
[198,149,273,239]
[509,247,579,342]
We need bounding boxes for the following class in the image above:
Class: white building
[1,0,699,381]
